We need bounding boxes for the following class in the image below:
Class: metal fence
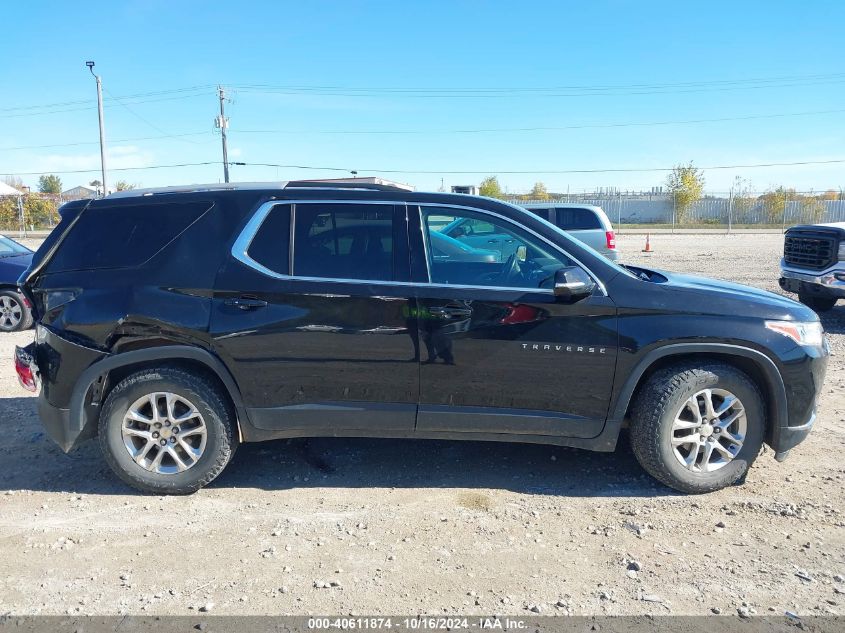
[508,193,845,230]
[0,193,62,235]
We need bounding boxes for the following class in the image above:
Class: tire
[98,367,237,494]
[629,361,765,494]
[798,294,836,312]
[0,290,33,332]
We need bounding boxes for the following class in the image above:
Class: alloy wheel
[0,295,22,330]
[670,388,747,473]
[121,392,207,474]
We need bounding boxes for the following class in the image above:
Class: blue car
[0,235,33,332]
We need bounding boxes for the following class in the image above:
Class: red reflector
[15,356,37,392]
[606,230,616,249]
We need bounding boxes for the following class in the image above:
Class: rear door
[210,200,419,433]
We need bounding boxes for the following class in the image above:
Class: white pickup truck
[779,222,845,311]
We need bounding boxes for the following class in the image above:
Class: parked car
[0,235,34,332]
[16,181,827,495]
[779,222,845,311]
[521,203,617,261]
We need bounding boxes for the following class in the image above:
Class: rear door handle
[225,296,268,310]
[429,306,473,319]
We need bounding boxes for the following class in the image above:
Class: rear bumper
[36,396,92,453]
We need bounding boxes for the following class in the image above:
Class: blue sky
[2,0,844,194]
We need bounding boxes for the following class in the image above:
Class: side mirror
[553,266,596,301]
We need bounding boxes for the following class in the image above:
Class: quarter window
[293,204,395,281]
[421,207,573,290]
[247,204,291,275]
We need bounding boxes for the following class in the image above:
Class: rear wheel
[0,290,32,332]
[629,362,764,494]
[98,367,237,494]
[798,294,836,312]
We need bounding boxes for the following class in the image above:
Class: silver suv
[521,203,618,261]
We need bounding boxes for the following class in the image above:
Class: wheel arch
[71,345,249,441]
[613,343,788,443]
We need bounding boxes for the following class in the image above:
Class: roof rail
[284,180,410,192]
[105,182,289,199]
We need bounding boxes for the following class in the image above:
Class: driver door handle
[429,306,473,319]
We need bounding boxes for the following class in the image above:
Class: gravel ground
[0,233,843,618]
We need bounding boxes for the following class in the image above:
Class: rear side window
[247,204,290,274]
[47,201,211,271]
[554,207,602,230]
[293,203,395,281]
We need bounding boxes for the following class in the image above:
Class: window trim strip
[231,199,605,296]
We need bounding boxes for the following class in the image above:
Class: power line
[240,158,845,175]
[230,74,845,99]
[0,85,216,113]
[2,91,213,118]
[231,72,845,93]
[0,132,211,152]
[4,158,844,178]
[2,162,219,176]
[102,86,203,145]
[230,107,845,136]
[6,71,845,115]
[5,107,843,152]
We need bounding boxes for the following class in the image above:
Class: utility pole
[216,86,230,183]
[86,61,108,195]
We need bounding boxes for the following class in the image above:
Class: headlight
[765,320,824,347]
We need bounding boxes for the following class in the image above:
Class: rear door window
[47,200,212,271]
[554,208,602,230]
[293,203,397,281]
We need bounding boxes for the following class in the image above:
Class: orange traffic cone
[642,234,653,253]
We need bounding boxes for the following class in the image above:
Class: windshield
[0,235,32,257]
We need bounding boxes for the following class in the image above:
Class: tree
[729,176,755,224]
[666,162,705,223]
[528,181,550,201]
[38,174,62,194]
[479,176,504,199]
[89,179,102,189]
[2,176,24,190]
[114,180,136,191]
[759,187,792,224]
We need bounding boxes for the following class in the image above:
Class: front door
[411,204,618,439]
[210,201,419,433]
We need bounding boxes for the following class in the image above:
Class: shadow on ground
[819,307,845,336]
[0,396,674,498]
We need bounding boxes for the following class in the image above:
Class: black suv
[15,182,828,495]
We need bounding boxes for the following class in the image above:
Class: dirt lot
[0,233,843,618]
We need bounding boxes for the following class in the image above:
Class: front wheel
[629,362,764,494]
[98,367,237,494]
[798,294,836,312]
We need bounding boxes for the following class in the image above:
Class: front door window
[422,206,575,289]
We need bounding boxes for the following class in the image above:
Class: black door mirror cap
[553,266,596,300]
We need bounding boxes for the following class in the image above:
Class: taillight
[14,347,38,392]
[606,231,616,249]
